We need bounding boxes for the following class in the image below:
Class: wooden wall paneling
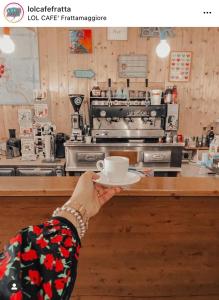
[1,28,219,138]
[0,107,6,139]
[56,28,70,134]
[47,28,59,126]
[38,28,49,94]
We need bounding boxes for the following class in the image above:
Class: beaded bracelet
[52,206,88,238]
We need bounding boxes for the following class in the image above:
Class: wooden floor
[1,196,219,300]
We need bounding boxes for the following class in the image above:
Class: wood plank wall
[1,27,219,139]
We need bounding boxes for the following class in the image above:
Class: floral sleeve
[0,217,81,300]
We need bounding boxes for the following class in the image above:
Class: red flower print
[44,219,59,228]
[36,238,48,248]
[44,254,54,270]
[9,234,22,245]
[51,235,63,244]
[21,249,38,261]
[53,225,61,231]
[43,281,52,298]
[9,291,22,300]
[61,228,72,235]
[75,244,80,260]
[55,258,64,272]
[0,258,8,280]
[28,269,42,286]
[55,278,67,290]
[37,292,44,300]
[33,226,43,235]
[44,221,51,227]
[51,219,60,226]
[64,237,73,248]
[76,244,81,253]
[60,246,70,258]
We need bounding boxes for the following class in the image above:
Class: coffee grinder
[69,94,84,141]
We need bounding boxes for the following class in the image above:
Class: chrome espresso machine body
[90,100,167,141]
[65,80,182,176]
[89,79,177,143]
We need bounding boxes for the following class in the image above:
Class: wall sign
[107,28,128,40]
[74,69,95,78]
[140,27,160,37]
[0,28,40,105]
[169,51,192,82]
[69,29,92,54]
[118,55,147,78]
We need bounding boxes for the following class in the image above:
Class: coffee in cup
[96,156,129,183]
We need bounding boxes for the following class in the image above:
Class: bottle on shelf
[172,85,177,104]
[195,136,199,148]
[201,126,207,147]
[164,86,172,104]
[206,126,215,147]
[6,129,21,159]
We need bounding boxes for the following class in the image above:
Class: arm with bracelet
[0,172,121,300]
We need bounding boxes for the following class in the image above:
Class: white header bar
[0,0,218,27]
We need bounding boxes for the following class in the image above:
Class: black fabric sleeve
[0,217,81,300]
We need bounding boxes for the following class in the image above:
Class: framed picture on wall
[69,29,92,54]
[169,51,192,82]
[107,28,128,40]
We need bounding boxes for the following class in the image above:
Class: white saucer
[94,171,141,187]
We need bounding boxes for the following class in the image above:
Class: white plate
[94,171,141,187]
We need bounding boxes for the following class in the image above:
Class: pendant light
[0,28,15,54]
[156,28,171,58]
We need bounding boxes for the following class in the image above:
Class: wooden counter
[1,176,219,197]
[1,177,219,300]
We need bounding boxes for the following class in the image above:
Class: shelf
[184,147,209,150]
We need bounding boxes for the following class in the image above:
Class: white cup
[96,156,129,183]
[150,90,162,105]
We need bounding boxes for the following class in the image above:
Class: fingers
[99,189,117,205]
[81,171,100,181]
[92,173,100,180]
[114,187,122,193]
[95,184,122,196]
[98,187,123,205]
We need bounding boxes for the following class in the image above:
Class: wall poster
[169,51,192,82]
[69,29,92,54]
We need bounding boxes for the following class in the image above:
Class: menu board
[169,51,192,82]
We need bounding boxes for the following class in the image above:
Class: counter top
[180,162,213,177]
[1,176,219,197]
[65,142,185,147]
[0,157,65,166]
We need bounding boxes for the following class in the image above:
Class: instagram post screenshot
[0,0,218,299]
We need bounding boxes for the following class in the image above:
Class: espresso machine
[69,94,84,141]
[90,79,167,143]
